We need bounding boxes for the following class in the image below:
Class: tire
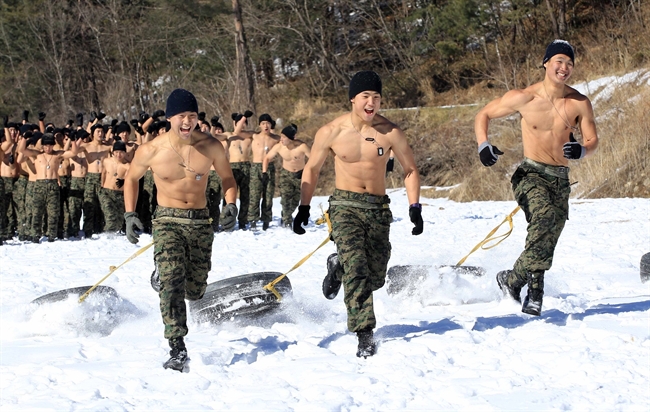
[189,272,292,323]
[31,286,119,305]
[641,252,650,283]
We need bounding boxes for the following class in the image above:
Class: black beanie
[281,123,298,140]
[41,133,55,146]
[19,124,32,136]
[259,113,273,125]
[116,122,131,135]
[113,141,127,152]
[165,88,199,118]
[214,122,224,131]
[348,71,382,100]
[543,40,575,65]
[91,124,103,134]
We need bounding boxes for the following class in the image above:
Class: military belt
[523,158,570,179]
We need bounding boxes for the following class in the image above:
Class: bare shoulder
[373,114,402,137]
[565,85,590,103]
[504,86,537,106]
[316,114,346,141]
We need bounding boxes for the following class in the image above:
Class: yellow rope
[456,206,520,266]
[78,241,154,303]
[263,212,333,300]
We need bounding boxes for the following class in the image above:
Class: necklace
[543,82,579,131]
[351,114,383,156]
[168,135,203,180]
[44,154,52,170]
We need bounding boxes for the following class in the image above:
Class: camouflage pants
[153,206,214,340]
[279,168,302,226]
[83,173,103,236]
[206,170,222,231]
[507,160,571,290]
[1,176,17,238]
[32,179,60,240]
[68,177,85,237]
[57,175,71,238]
[230,162,250,226]
[138,170,156,233]
[13,176,27,238]
[248,162,275,224]
[24,180,36,238]
[98,188,125,232]
[329,189,392,332]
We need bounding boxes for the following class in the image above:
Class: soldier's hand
[221,203,238,231]
[38,112,47,121]
[22,110,29,122]
[124,212,144,244]
[563,133,586,160]
[409,203,424,236]
[386,157,394,173]
[210,116,220,127]
[115,178,125,188]
[478,141,503,167]
[293,205,310,235]
[152,109,165,119]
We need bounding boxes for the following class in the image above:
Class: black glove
[152,109,165,119]
[76,129,90,141]
[386,157,394,173]
[90,111,97,122]
[2,115,8,128]
[66,119,74,128]
[76,113,84,127]
[124,212,144,244]
[409,204,424,236]
[243,110,254,118]
[198,112,206,121]
[130,118,139,127]
[210,116,220,127]
[221,203,238,231]
[478,141,504,167]
[22,110,29,122]
[293,205,310,235]
[261,172,269,186]
[115,178,125,188]
[139,112,150,123]
[97,111,106,120]
[110,119,118,127]
[231,112,242,122]
[563,133,586,160]
[38,112,47,121]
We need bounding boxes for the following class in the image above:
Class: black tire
[641,252,650,283]
[386,265,431,295]
[189,272,292,323]
[31,286,119,305]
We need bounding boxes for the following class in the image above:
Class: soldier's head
[280,123,297,145]
[349,71,382,121]
[42,133,56,153]
[113,140,127,161]
[165,88,199,141]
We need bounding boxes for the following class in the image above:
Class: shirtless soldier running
[124,88,237,371]
[262,123,310,227]
[475,40,598,316]
[294,71,423,357]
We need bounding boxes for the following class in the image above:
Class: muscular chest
[522,99,578,132]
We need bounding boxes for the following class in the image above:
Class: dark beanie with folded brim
[166,88,199,118]
[113,141,127,152]
[348,71,382,100]
[543,40,575,65]
[281,123,298,140]
[41,133,56,146]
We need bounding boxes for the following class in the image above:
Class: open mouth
[364,108,374,115]
[180,126,191,134]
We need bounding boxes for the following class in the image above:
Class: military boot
[496,270,525,303]
[164,337,188,372]
[322,253,342,300]
[521,271,544,316]
[356,328,376,358]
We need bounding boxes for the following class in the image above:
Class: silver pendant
[46,165,50,169]
[195,174,202,181]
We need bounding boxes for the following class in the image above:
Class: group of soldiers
[0,108,311,245]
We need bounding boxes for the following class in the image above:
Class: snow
[1,191,649,410]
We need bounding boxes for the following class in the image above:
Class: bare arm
[262,144,281,173]
[389,129,420,205]
[60,138,81,159]
[16,137,40,158]
[577,99,599,157]
[211,141,237,205]
[299,126,331,206]
[475,90,531,146]
[124,145,153,212]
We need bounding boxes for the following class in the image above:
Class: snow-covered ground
[1,190,648,410]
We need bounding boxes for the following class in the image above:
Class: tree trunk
[232,0,256,112]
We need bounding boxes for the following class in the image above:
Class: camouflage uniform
[278,168,302,226]
[24,180,37,238]
[230,161,250,227]
[248,162,275,225]
[206,170,222,231]
[98,188,125,232]
[83,173,103,236]
[57,175,71,239]
[137,169,156,233]
[503,158,571,294]
[1,177,17,239]
[13,175,27,239]
[328,189,392,332]
[152,206,214,340]
[68,177,85,238]
[31,179,61,240]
